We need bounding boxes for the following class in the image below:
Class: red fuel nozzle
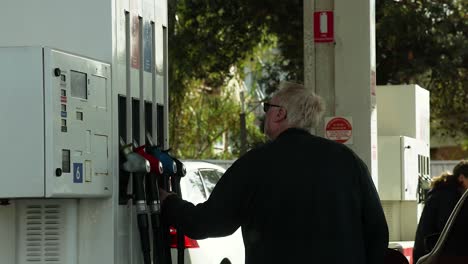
[135,145,164,176]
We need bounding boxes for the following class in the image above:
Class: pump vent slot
[22,204,63,263]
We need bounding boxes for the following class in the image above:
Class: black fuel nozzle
[147,148,186,264]
[173,158,186,178]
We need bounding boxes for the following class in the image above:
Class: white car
[169,161,245,264]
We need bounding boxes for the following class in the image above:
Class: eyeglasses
[263,102,282,112]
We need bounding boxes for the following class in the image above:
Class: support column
[304,0,378,184]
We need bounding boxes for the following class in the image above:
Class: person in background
[413,160,468,263]
[160,81,389,264]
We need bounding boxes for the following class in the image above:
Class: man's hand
[159,188,176,204]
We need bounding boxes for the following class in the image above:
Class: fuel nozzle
[134,145,164,213]
[140,139,173,264]
[145,142,187,264]
[173,158,186,178]
[120,141,151,174]
[154,153,186,264]
[134,146,164,175]
[147,148,176,174]
[119,139,152,264]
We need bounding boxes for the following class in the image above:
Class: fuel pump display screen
[70,70,87,99]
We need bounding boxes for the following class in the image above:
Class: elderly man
[161,82,389,264]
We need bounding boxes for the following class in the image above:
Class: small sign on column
[314,11,334,43]
[324,116,353,144]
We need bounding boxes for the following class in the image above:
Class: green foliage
[169,81,265,159]
[167,0,271,158]
[168,0,302,94]
[240,35,288,97]
[167,0,301,158]
[168,0,267,95]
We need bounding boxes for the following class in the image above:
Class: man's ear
[274,107,287,122]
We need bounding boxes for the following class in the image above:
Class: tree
[376,0,467,142]
[167,0,302,158]
[167,0,269,158]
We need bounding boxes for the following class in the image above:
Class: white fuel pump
[377,84,431,263]
[0,46,112,264]
[0,0,169,263]
[0,47,112,199]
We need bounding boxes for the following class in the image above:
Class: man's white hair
[272,81,325,132]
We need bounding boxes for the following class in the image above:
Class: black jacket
[163,128,389,264]
[413,183,462,263]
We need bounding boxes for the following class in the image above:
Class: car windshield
[180,164,225,204]
[198,169,223,195]
[183,170,207,204]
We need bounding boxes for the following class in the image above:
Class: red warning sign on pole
[314,11,334,43]
[325,117,353,144]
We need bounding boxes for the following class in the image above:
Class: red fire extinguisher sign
[314,11,334,43]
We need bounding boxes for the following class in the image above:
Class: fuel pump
[0,1,169,263]
[120,140,152,264]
